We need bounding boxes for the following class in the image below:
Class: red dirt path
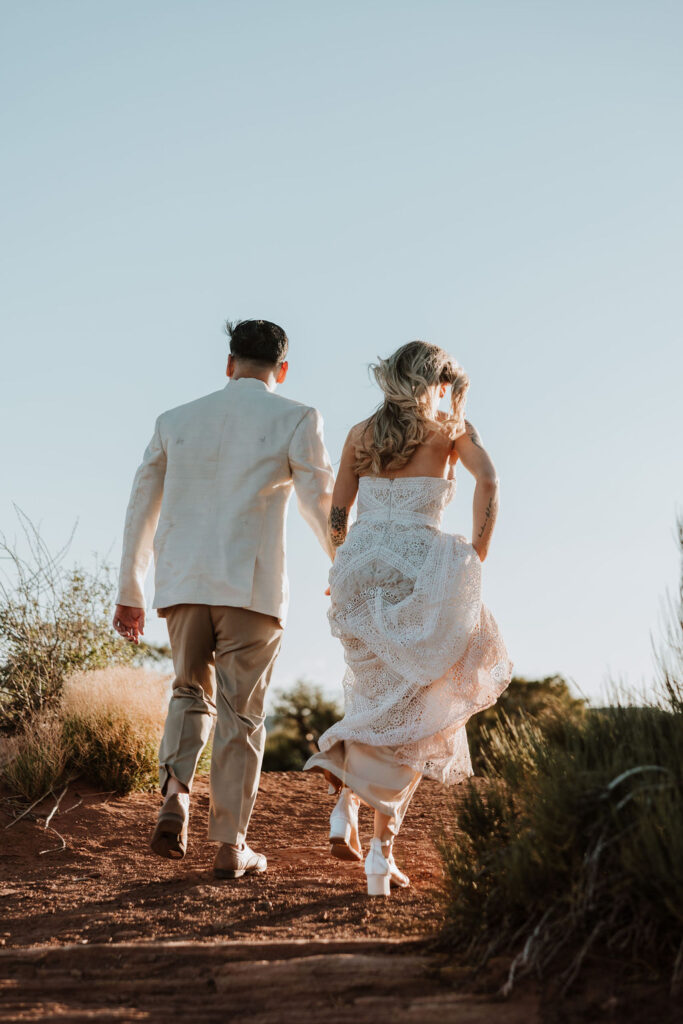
[1,772,450,947]
[1,772,672,1022]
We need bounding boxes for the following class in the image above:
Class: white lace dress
[304,475,513,827]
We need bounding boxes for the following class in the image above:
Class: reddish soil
[0,772,675,1022]
[1,772,451,948]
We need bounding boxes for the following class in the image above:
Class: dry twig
[38,825,66,856]
[4,787,53,830]
[43,782,71,830]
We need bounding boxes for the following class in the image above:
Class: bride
[304,340,513,896]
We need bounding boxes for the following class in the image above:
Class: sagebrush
[439,517,683,996]
[0,511,167,732]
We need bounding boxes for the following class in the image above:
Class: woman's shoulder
[346,418,373,446]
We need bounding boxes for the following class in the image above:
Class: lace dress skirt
[304,477,513,827]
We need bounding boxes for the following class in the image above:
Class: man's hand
[113,605,145,644]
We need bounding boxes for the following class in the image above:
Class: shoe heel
[329,818,352,844]
[367,874,391,897]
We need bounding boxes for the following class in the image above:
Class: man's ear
[276,361,289,384]
[227,354,235,378]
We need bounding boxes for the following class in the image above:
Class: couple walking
[113,319,512,897]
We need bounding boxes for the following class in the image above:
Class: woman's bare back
[353,414,456,480]
[329,416,498,561]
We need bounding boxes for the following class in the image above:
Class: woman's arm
[452,420,499,561]
[328,427,362,554]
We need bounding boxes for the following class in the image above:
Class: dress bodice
[356,475,456,530]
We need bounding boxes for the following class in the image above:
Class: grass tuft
[1,667,170,799]
[1,716,70,802]
[439,695,683,995]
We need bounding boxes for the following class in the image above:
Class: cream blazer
[116,378,335,623]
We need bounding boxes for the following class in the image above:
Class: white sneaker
[329,788,362,862]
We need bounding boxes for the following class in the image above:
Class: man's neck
[229,369,277,389]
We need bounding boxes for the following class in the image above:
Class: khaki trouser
[158,604,283,845]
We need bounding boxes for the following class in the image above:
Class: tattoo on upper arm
[467,423,485,450]
[329,505,349,548]
[477,493,498,539]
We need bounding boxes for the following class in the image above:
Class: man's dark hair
[225,319,289,367]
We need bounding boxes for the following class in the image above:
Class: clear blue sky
[1,1,681,706]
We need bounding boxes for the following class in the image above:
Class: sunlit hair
[353,341,469,475]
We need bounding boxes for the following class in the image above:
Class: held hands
[113,604,145,644]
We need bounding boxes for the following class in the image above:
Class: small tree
[263,680,341,771]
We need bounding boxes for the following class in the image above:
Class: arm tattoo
[329,505,349,549]
[477,493,498,539]
[467,423,485,450]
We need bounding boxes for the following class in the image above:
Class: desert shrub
[0,715,70,802]
[1,667,170,800]
[60,667,168,794]
[0,512,169,732]
[263,680,341,771]
[439,519,683,996]
[466,674,587,773]
[63,714,159,794]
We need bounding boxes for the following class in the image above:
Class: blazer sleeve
[116,417,167,608]
[288,407,335,560]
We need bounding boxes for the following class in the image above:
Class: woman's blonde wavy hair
[354,341,469,476]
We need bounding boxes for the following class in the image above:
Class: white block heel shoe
[365,837,392,897]
[329,788,362,862]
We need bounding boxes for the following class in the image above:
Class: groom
[113,320,334,878]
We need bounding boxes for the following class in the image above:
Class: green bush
[439,520,683,996]
[441,700,683,993]
[466,674,587,773]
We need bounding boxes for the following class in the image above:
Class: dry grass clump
[1,667,171,801]
[1,716,70,803]
[61,668,169,794]
[62,667,168,733]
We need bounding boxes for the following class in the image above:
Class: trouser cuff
[208,824,247,846]
[159,764,195,796]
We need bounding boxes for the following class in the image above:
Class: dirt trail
[1,772,455,947]
[1,771,672,1022]
[0,771,541,1021]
